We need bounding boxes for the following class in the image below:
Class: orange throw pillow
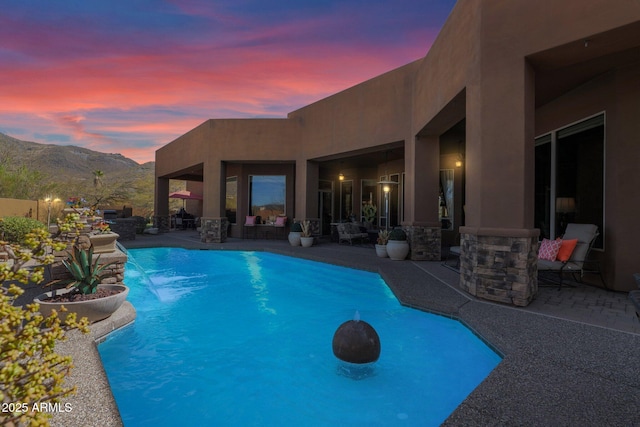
[556,239,578,262]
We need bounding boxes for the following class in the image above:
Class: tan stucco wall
[0,198,39,220]
[155,0,640,290]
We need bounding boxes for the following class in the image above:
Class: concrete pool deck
[53,231,640,426]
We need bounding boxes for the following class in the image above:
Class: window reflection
[249,175,286,223]
[226,176,237,224]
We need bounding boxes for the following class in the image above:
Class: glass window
[340,180,353,221]
[225,176,237,224]
[439,169,454,230]
[249,175,286,222]
[534,114,604,249]
[361,179,378,224]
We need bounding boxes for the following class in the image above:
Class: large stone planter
[34,284,129,323]
[288,231,302,246]
[300,236,314,247]
[375,244,388,258]
[386,240,409,260]
[89,232,119,254]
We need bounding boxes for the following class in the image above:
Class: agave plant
[61,245,117,295]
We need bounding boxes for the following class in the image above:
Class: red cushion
[538,238,562,261]
[245,216,256,225]
[556,238,578,262]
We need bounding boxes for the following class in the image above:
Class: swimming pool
[99,248,501,426]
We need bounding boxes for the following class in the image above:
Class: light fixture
[338,173,344,181]
[44,195,61,229]
[455,140,464,168]
[556,197,576,213]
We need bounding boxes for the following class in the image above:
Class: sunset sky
[1,0,456,163]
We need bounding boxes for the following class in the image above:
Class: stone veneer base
[403,224,441,261]
[200,217,228,243]
[458,227,540,307]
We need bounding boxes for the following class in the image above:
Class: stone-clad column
[459,227,539,307]
[404,136,441,261]
[200,217,228,243]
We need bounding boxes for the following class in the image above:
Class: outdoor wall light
[455,159,463,168]
[339,173,345,181]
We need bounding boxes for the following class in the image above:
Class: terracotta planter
[375,244,388,258]
[89,232,119,253]
[288,231,302,246]
[300,236,314,247]
[34,284,129,323]
[386,240,409,260]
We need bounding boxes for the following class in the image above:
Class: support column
[154,177,170,232]
[404,136,441,261]
[460,51,538,306]
[200,160,228,243]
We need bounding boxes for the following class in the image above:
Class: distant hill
[0,132,153,182]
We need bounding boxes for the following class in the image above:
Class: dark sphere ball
[332,320,381,364]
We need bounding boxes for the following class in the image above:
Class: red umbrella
[169,190,203,200]
[169,190,203,212]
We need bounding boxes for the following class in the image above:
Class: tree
[92,170,104,189]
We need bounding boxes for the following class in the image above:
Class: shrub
[1,228,89,426]
[0,216,46,244]
[389,228,407,241]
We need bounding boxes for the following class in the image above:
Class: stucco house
[155,0,640,303]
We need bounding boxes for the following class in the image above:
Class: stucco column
[200,160,228,243]
[403,136,441,260]
[154,177,170,232]
[460,56,538,306]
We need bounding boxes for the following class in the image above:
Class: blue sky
[0,0,456,163]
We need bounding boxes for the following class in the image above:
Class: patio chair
[336,222,369,245]
[537,223,605,289]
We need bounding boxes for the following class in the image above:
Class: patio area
[53,230,640,426]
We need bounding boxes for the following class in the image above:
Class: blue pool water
[98,248,500,426]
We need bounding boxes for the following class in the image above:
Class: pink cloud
[0,1,453,163]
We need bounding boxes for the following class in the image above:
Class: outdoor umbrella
[169,190,203,215]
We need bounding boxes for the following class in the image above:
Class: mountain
[0,132,153,181]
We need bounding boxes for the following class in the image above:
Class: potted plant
[375,229,390,258]
[34,245,129,323]
[386,228,410,260]
[88,220,120,253]
[300,220,314,247]
[288,221,303,246]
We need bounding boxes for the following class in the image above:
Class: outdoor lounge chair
[336,222,369,245]
[537,223,605,289]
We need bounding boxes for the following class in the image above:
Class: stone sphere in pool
[332,319,381,364]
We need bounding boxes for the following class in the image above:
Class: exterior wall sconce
[338,173,345,181]
[455,159,463,168]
